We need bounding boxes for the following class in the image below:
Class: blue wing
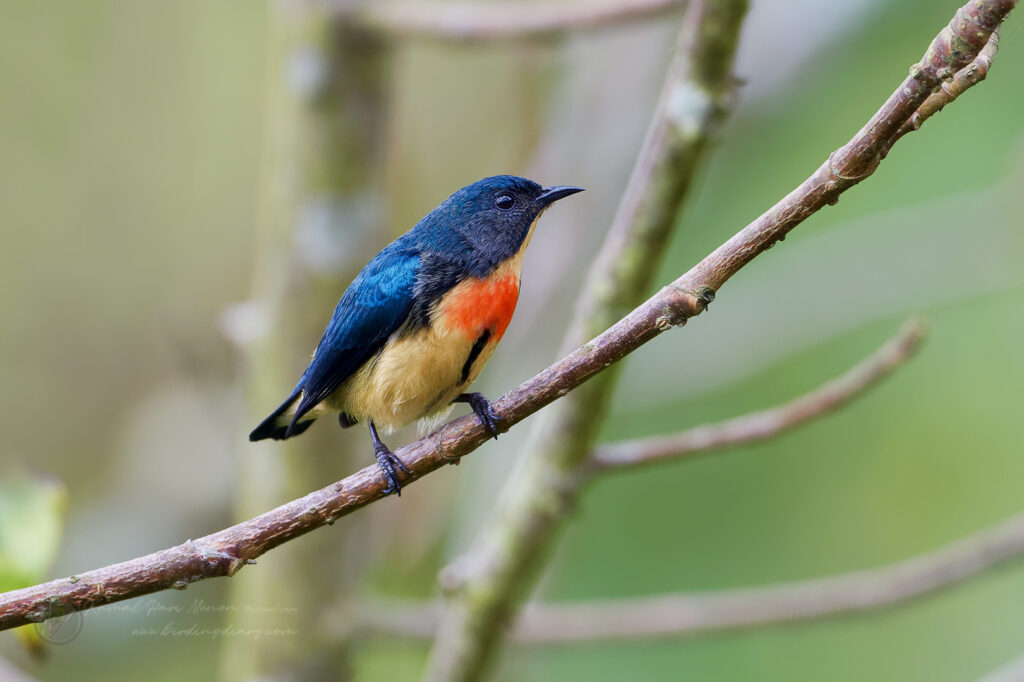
[290,247,421,429]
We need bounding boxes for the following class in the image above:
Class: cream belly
[325,325,498,430]
[322,214,539,431]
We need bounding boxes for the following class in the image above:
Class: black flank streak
[461,330,492,384]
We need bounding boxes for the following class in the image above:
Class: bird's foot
[456,392,501,439]
[374,442,410,496]
[369,420,409,496]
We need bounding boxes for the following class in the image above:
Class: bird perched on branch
[250,175,583,495]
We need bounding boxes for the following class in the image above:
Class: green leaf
[0,474,68,593]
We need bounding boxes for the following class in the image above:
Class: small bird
[250,175,583,494]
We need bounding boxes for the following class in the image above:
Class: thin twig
[591,317,926,471]
[358,508,1024,643]
[0,0,1014,634]
[884,29,1001,155]
[346,0,686,43]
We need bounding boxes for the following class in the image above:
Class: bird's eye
[495,194,514,210]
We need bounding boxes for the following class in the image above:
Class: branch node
[697,286,716,309]
[438,439,463,464]
[828,151,877,182]
[188,539,245,575]
[666,283,715,315]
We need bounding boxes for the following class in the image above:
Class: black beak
[536,185,584,207]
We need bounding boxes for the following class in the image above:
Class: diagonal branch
[358,508,1024,643]
[423,2,1013,679]
[0,0,1014,634]
[679,1,1012,292]
[591,317,926,471]
[346,0,686,43]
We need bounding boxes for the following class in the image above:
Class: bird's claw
[462,392,501,440]
[374,445,409,496]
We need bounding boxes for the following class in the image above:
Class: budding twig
[590,317,926,471]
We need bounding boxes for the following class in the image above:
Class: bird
[249,175,583,495]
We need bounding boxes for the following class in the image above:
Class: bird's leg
[369,421,410,496]
[454,393,501,439]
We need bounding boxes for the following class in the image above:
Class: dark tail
[249,388,315,441]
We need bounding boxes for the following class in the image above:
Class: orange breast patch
[439,273,520,340]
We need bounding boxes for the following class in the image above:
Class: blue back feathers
[296,245,421,417]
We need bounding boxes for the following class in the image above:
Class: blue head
[410,175,583,275]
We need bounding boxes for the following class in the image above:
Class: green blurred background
[1,1,1023,680]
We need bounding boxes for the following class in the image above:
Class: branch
[591,317,926,471]
[679,1,1013,292]
[358,508,1024,643]
[884,28,1001,155]
[423,1,1013,679]
[0,0,1014,633]
[346,0,686,43]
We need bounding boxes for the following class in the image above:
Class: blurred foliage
[1,1,1022,681]
[0,473,68,659]
[0,475,66,592]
